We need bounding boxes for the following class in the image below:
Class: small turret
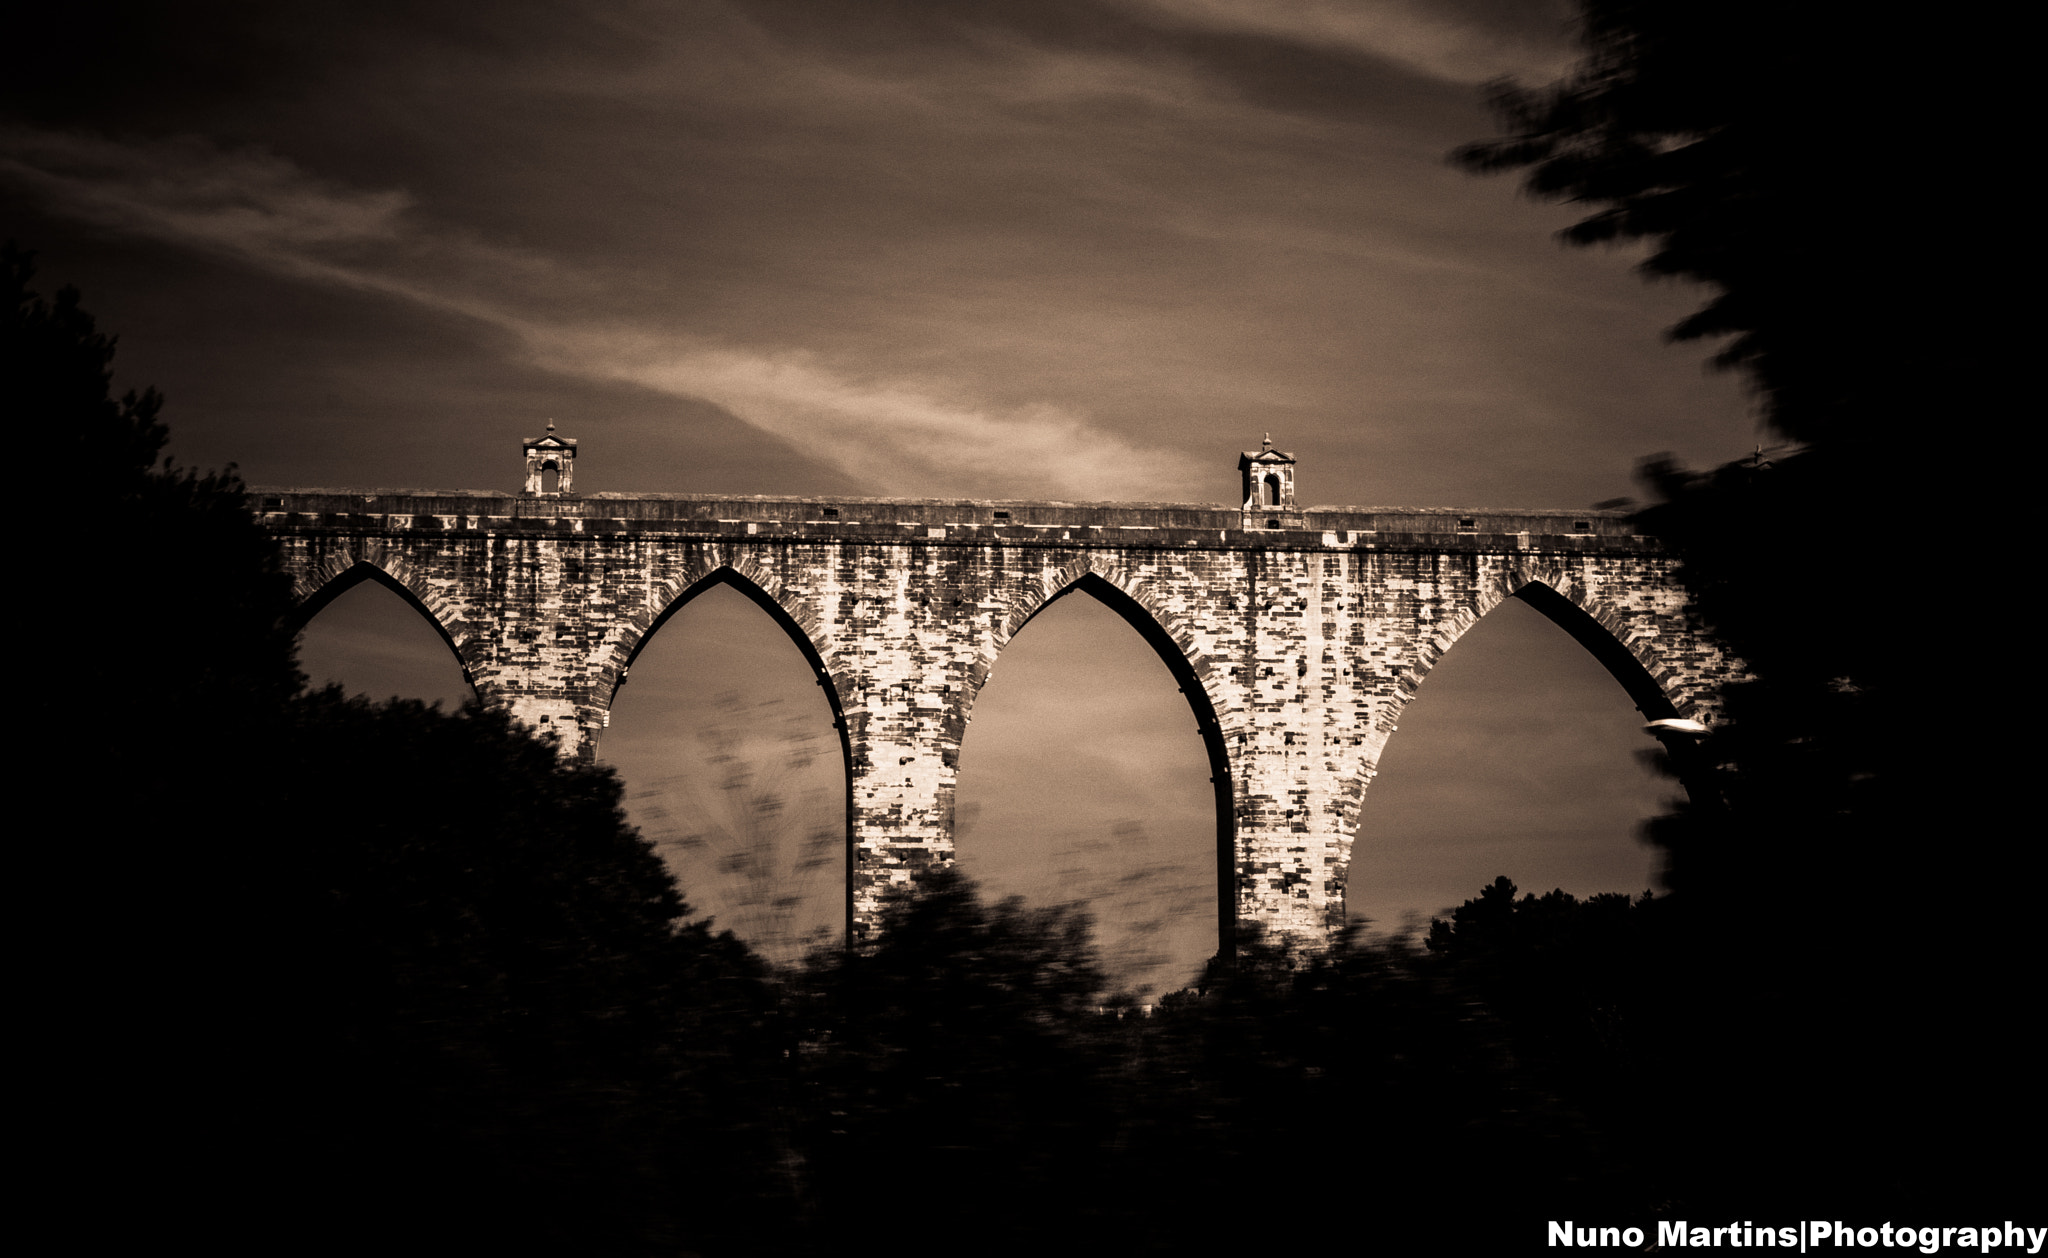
[522,422,578,495]
[1239,434,1298,529]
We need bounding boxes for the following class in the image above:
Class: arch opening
[1511,582,1678,721]
[295,564,473,707]
[602,573,851,962]
[955,575,1229,998]
[1349,595,1671,940]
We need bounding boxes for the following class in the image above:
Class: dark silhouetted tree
[18,245,789,1256]
[1119,922,1636,1251]
[1450,2,2006,459]
[18,239,312,1239]
[1426,879,1666,1157]
[274,692,792,1256]
[788,867,1118,1256]
[781,872,1631,1255]
[1454,4,2030,1216]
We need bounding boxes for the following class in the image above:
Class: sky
[10,0,1758,992]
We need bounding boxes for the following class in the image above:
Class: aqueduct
[255,437,1734,946]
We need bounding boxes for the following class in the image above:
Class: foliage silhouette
[275,693,792,1255]
[1454,3,2031,1216]
[14,239,302,722]
[788,867,1117,1255]
[19,237,314,1242]
[20,243,785,1255]
[781,870,1645,1255]
[1425,879,1667,1162]
[1450,1,2004,458]
[1125,920,1639,1250]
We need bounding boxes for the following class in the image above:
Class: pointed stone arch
[1331,559,1712,861]
[289,550,473,681]
[991,559,1231,711]
[601,557,856,940]
[1390,561,1695,725]
[600,552,833,707]
[1497,567,1689,722]
[975,560,1240,951]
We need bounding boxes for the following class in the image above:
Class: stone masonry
[253,447,1734,948]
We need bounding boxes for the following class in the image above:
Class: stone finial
[522,422,579,495]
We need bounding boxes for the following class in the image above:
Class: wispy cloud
[529,327,1197,500]
[1,127,403,249]
[1,124,1194,498]
[1113,0,1575,84]
[0,126,514,318]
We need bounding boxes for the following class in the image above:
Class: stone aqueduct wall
[254,488,1734,945]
